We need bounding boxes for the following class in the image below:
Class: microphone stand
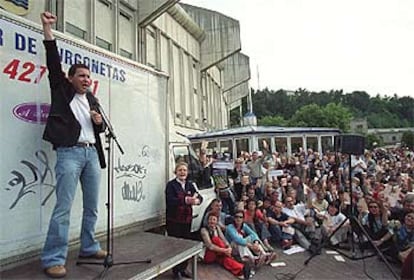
[77,102,151,278]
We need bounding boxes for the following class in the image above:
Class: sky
[181,0,414,98]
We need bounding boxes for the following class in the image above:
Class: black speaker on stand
[305,133,399,279]
[334,134,365,155]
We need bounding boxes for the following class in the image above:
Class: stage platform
[1,231,202,280]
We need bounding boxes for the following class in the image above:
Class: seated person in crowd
[202,199,229,232]
[200,213,250,279]
[246,187,259,202]
[311,190,329,216]
[390,194,414,223]
[282,196,315,250]
[234,175,251,203]
[266,201,296,249]
[316,202,350,246]
[243,199,274,252]
[263,182,276,201]
[226,210,276,269]
[393,212,414,263]
[360,200,393,250]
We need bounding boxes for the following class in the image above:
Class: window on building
[96,37,112,51]
[146,26,156,67]
[192,61,199,126]
[120,49,133,59]
[119,7,134,60]
[172,44,182,124]
[66,22,87,40]
[98,0,112,8]
[120,10,131,20]
[183,53,191,125]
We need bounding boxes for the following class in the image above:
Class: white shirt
[283,203,307,220]
[176,178,186,191]
[320,211,346,227]
[70,93,95,143]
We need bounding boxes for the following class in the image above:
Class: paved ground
[1,231,402,280]
[156,244,401,280]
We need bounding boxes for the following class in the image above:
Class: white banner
[0,12,168,261]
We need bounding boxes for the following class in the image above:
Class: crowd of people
[198,143,414,279]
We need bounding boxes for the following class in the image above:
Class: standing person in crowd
[166,162,203,279]
[201,213,251,279]
[40,12,107,278]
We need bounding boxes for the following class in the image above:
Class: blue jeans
[41,146,102,268]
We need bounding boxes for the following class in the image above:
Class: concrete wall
[180,4,242,71]
[368,128,414,145]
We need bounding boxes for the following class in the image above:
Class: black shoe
[180,270,193,279]
[243,263,251,279]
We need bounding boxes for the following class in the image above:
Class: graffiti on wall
[115,145,151,203]
[4,150,55,209]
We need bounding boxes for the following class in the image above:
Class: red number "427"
[3,59,47,84]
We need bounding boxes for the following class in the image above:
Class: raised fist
[41,12,57,25]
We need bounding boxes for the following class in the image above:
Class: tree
[258,115,287,126]
[289,103,352,131]
[250,88,413,129]
[366,133,383,149]
[401,131,414,149]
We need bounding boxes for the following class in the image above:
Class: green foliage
[366,134,383,149]
[287,103,352,131]
[401,131,414,149]
[258,115,287,126]
[251,88,414,129]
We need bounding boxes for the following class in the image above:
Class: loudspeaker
[335,135,365,155]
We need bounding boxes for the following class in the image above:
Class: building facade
[368,127,414,146]
[4,0,250,135]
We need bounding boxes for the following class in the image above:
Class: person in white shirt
[316,202,350,246]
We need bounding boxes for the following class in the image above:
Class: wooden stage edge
[1,231,203,280]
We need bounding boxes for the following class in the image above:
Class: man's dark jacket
[43,40,106,168]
